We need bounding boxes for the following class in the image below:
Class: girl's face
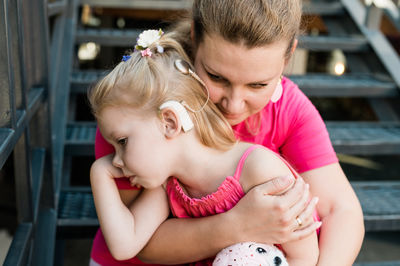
[98,106,171,189]
[194,33,288,125]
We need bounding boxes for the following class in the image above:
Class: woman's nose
[221,88,245,113]
[112,154,124,168]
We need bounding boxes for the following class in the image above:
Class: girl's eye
[117,138,127,146]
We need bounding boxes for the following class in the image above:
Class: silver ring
[296,217,303,227]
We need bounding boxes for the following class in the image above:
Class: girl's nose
[112,154,124,168]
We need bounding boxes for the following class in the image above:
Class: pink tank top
[166,145,313,266]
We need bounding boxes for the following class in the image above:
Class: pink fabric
[90,76,335,265]
[166,145,317,266]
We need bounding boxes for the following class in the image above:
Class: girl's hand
[228,175,321,244]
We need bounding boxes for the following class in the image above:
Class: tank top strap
[233,144,263,180]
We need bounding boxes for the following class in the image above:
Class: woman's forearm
[138,176,314,264]
[137,211,237,264]
[317,205,364,266]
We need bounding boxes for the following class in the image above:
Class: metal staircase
[2,0,400,265]
[57,0,400,264]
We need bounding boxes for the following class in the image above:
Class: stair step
[80,0,192,10]
[58,188,98,226]
[57,187,98,238]
[354,261,400,266]
[302,1,344,15]
[326,122,400,155]
[76,27,368,53]
[298,35,368,52]
[65,122,97,155]
[64,121,400,156]
[56,181,400,234]
[70,70,108,94]
[76,28,142,46]
[290,74,398,97]
[80,0,344,15]
[71,70,398,97]
[352,181,400,231]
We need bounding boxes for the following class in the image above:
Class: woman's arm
[137,159,320,264]
[302,163,364,266]
[90,155,169,261]
[239,147,320,266]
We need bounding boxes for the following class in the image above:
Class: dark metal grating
[352,181,400,231]
[70,70,108,93]
[76,28,142,46]
[58,190,97,222]
[65,122,97,155]
[327,122,400,154]
[354,261,400,266]
[290,74,398,97]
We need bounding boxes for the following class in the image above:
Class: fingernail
[306,184,309,190]
[317,221,322,228]
[314,197,319,204]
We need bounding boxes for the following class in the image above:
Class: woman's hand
[227,175,321,245]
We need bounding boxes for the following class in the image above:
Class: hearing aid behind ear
[159,100,194,132]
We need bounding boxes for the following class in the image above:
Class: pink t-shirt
[90,76,337,265]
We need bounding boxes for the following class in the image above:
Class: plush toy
[213,242,288,266]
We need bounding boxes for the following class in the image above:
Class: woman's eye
[117,138,127,146]
[207,72,223,81]
[250,83,268,89]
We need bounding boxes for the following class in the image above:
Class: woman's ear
[159,108,183,139]
[291,38,298,55]
[284,38,298,66]
[190,21,195,44]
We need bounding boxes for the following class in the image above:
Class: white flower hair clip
[135,29,164,57]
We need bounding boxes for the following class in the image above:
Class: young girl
[88,30,319,265]
[90,0,364,265]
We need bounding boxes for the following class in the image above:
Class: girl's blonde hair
[88,32,237,150]
[172,0,302,60]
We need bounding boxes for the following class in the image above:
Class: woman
[90,0,364,265]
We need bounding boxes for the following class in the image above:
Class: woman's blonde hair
[88,32,236,150]
[172,0,302,60]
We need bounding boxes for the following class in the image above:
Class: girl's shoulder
[238,144,294,193]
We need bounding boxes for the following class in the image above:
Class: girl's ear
[159,108,183,139]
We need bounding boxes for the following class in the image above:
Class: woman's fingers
[260,175,296,196]
[292,220,322,241]
[293,197,319,230]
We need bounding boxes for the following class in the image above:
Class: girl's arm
[90,155,170,261]
[239,147,319,265]
[302,163,364,266]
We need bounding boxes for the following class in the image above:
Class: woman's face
[194,33,288,125]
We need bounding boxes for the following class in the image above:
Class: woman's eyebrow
[203,62,225,77]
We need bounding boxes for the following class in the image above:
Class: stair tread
[75,27,369,51]
[71,71,399,97]
[64,121,400,155]
[57,182,400,231]
[58,188,98,226]
[352,182,400,232]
